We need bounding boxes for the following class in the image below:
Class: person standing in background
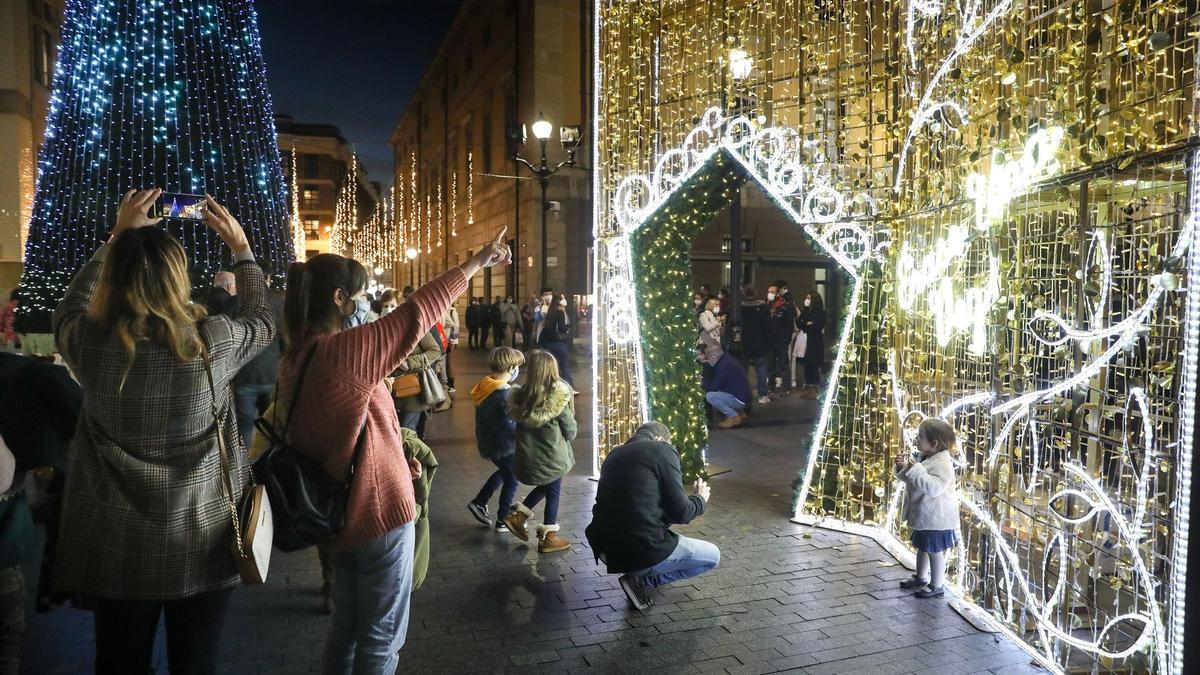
[442,302,460,392]
[232,265,286,447]
[765,281,796,398]
[797,291,827,396]
[537,294,576,393]
[466,297,482,350]
[0,352,82,673]
[737,285,772,405]
[500,295,521,348]
[533,288,553,342]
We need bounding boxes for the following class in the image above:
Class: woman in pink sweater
[279,228,510,674]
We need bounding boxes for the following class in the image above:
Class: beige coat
[900,450,960,532]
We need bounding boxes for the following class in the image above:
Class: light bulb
[531,114,553,141]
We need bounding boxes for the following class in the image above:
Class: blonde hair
[90,228,206,362]
[509,349,563,420]
[918,418,958,454]
[488,346,525,373]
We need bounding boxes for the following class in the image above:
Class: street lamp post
[512,112,581,295]
[405,247,418,287]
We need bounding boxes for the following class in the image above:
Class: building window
[721,237,753,253]
[302,185,320,210]
[302,153,320,178]
[304,218,321,239]
[33,28,53,86]
[481,112,493,172]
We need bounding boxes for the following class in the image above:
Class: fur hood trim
[517,380,573,428]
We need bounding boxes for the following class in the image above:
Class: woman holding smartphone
[53,190,275,674]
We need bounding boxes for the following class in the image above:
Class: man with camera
[585,422,719,611]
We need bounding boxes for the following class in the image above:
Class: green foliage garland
[630,151,747,480]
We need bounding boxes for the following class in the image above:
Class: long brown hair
[89,227,206,361]
[509,349,563,420]
[283,253,368,357]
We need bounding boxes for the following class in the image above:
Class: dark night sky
[256,0,460,183]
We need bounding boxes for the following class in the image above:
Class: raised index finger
[492,226,508,245]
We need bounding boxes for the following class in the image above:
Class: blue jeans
[739,356,769,398]
[705,391,746,418]
[522,478,562,525]
[235,383,275,448]
[542,341,573,386]
[635,536,721,589]
[323,522,416,675]
[474,454,518,523]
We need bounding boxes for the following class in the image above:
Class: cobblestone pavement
[22,338,1042,674]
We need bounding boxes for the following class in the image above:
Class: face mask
[781,288,789,296]
[767,292,777,302]
[542,295,552,303]
[344,296,371,328]
[804,299,812,307]
[509,366,520,381]
[559,299,567,307]
[694,299,703,306]
[381,303,397,316]
[713,307,720,315]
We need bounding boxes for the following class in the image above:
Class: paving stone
[19,344,1033,674]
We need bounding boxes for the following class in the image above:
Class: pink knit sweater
[278,267,467,550]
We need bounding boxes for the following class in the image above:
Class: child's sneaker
[915,586,945,598]
[899,575,928,589]
[467,501,491,526]
[494,522,509,533]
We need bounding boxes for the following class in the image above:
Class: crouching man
[585,422,719,610]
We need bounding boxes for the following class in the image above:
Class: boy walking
[468,347,524,531]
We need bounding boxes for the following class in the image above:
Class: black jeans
[0,566,23,675]
[468,325,480,349]
[95,587,234,675]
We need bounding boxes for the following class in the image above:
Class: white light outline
[895,0,1016,192]
[595,106,872,488]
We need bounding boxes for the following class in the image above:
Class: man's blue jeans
[322,522,415,675]
[235,383,275,448]
[705,391,746,418]
[739,356,770,398]
[636,536,721,589]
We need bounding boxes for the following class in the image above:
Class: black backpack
[252,345,367,552]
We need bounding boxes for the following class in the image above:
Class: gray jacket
[53,245,275,600]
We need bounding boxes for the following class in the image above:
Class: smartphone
[153,192,207,221]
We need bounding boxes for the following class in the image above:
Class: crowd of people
[0,188,741,674]
[0,192,974,673]
[692,280,827,429]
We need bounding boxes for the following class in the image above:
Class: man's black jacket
[585,430,705,573]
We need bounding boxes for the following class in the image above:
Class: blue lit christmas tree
[17,0,291,328]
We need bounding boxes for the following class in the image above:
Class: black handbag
[252,346,367,553]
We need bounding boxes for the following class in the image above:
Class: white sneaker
[758,396,772,405]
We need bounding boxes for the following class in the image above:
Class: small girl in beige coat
[895,418,960,599]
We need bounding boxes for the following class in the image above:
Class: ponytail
[281,253,369,360]
[283,261,311,358]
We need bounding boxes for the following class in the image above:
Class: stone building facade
[389,0,592,306]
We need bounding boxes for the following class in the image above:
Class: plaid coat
[53,245,275,600]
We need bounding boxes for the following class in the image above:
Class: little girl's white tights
[915,551,946,589]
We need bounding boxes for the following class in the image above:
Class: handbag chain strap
[201,342,248,562]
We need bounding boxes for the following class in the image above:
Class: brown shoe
[537,524,571,553]
[503,504,533,542]
[717,415,743,428]
[737,410,750,422]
